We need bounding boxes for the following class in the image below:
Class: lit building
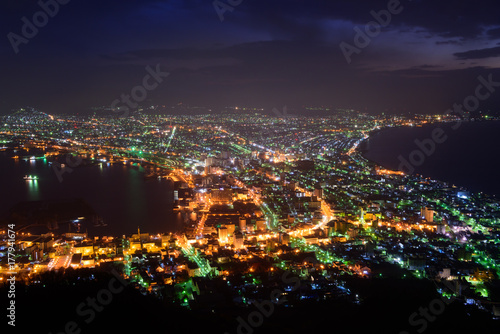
[70,253,82,268]
[224,223,235,236]
[421,207,434,223]
[218,227,228,243]
[239,217,246,232]
[313,187,323,199]
[279,232,290,245]
[211,188,233,204]
[74,244,94,256]
[233,231,244,249]
[256,219,267,231]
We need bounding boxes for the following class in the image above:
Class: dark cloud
[234,0,500,41]
[1,0,500,115]
[454,46,500,60]
[411,64,444,69]
[487,27,500,39]
[436,40,463,45]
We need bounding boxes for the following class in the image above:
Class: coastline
[357,119,493,168]
[357,119,500,197]
[0,151,180,236]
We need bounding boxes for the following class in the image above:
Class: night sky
[1,0,500,115]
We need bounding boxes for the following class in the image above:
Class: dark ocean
[361,120,500,197]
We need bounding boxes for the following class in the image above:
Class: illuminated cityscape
[1,107,499,332]
[2,1,500,333]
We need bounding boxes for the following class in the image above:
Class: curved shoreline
[0,150,180,236]
[357,119,500,197]
[357,120,470,169]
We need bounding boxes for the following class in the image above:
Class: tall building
[327,220,336,237]
[279,232,290,245]
[421,207,434,223]
[335,220,350,234]
[233,231,244,249]
[239,217,246,232]
[218,227,228,243]
[256,219,266,231]
[313,187,323,199]
[205,157,215,167]
[224,224,235,236]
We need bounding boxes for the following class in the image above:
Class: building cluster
[0,107,499,317]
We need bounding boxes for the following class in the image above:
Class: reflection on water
[27,179,40,201]
[1,150,182,236]
[126,168,148,228]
